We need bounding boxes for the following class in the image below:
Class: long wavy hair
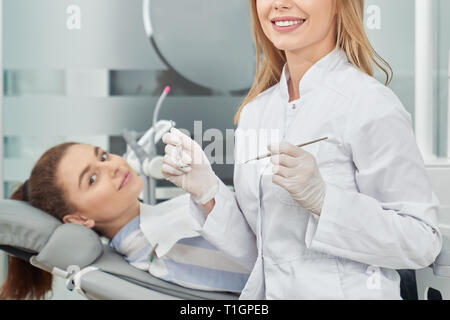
[234,0,393,125]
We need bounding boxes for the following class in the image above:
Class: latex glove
[269,141,326,216]
[161,127,219,205]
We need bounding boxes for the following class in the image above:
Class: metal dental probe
[244,137,329,164]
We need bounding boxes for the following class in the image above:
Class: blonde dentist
[161,0,442,299]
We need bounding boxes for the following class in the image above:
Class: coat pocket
[315,139,339,174]
[264,255,345,299]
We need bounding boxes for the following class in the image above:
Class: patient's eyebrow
[79,146,100,189]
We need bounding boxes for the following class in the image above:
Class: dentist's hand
[269,142,326,216]
[161,128,219,205]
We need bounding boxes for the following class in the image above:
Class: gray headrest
[0,199,103,272]
[0,199,60,252]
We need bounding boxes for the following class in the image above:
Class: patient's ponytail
[0,142,79,300]
[0,185,52,300]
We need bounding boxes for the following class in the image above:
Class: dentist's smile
[271,16,307,33]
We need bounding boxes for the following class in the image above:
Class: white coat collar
[139,194,199,258]
[279,47,349,101]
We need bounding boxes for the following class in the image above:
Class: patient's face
[57,144,144,225]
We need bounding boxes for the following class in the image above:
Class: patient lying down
[0,142,249,300]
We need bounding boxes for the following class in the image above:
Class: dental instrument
[244,137,329,164]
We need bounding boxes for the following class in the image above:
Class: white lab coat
[189,48,443,299]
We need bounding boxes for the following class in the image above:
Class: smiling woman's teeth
[274,20,305,27]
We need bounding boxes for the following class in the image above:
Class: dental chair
[2,198,450,301]
[2,199,450,300]
[0,198,240,300]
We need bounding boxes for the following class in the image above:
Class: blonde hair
[234,0,393,125]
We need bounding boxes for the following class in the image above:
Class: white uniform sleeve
[189,180,258,272]
[188,104,258,272]
[305,86,443,270]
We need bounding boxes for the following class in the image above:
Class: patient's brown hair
[0,142,79,300]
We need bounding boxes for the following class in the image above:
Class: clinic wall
[437,0,450,157]
[364,0,449,158]
[3,0,164,69]
[364,0,415,120]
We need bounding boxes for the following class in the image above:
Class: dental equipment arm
[122,129,152,204]
[146,86,171,157]
[152,87,171,144]
[122,86,172,205]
